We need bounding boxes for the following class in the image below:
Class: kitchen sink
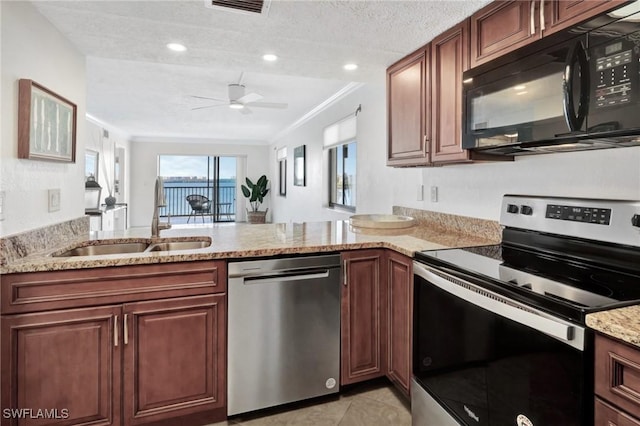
[146,240,211,252]
[54,242,150,257]
[52,237,212,257]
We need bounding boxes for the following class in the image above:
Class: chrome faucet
[151,177,171,237]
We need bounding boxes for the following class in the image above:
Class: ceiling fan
[190,73,288,114]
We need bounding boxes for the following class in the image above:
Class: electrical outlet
[48,189,60,212]
[417,185,424,201]
[430,186,438,203]
[0,191,5,221]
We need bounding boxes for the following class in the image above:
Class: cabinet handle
[540,0,546,32]
[530,0,536,35]
[114,315,119,347]
[124,314,129,345]
[343,260,348,286]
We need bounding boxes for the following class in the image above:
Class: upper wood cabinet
[387,21,476,166]
[387,49,430,167]
[471,0,627,67]
[470,1,539,68]
[544,0,628,37]
[431,21,470,164]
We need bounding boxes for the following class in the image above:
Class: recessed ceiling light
[513,85,527,91]
[166,43,187,52]
[263,54,278,62]
[344,63,358,71]
[229,103,244,110]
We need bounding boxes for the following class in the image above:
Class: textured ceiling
[32,0,491,142]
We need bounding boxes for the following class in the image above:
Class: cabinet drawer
[1,261,226,314]
[596,397,640,426]
[595,334,640,419]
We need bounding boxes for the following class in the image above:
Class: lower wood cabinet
[386,251,413,397]
[340,249,387,385]
[124,295,226,425]
[595,333,640,425]
[0,261,226,426]
[340,249,414,398]
[1,305,122,426]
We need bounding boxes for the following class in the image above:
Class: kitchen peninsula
[0,212,499,426]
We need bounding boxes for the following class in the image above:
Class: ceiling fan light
[166,42,187,52]
[229,103,244,110]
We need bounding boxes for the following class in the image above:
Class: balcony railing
[161,184,236,222]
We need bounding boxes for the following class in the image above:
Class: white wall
[270,80,640,223]
[0,1,86,237]
[85,118,132,208]
[129,140,270,227]
[269,78,421,223]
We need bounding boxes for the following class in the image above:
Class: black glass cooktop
[415,241,640,323]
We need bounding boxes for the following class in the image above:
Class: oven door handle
[414,262,583,348]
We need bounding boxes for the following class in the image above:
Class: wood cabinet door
[387,48,430,167]
[431,20,471,164]
[595,334,640,420]
[123,294,226,425]
[1,306,121,426]
[341,250,387,385]
[544,0,627,37]
[471,0,539,68]
[386,251,413,397]
[595,398,640,426]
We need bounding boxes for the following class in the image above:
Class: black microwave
[463,3,640,155]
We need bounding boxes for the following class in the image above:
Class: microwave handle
[562,40,590,132]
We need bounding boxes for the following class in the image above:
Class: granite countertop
[586,306,640,348]
[0,220,498,274]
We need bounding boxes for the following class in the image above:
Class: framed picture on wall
[294,145,306,186]
[17,79,77,162]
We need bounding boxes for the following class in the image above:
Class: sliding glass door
[159,155,237,223]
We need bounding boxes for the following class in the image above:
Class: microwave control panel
[593,41,635,108]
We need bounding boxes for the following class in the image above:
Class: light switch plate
[48,189,60,212]
[430,186,438,203]
[417,185,424,201]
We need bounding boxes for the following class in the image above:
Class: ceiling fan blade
[191,104,228,111]
[189,95,226,102]
[239,106,252,115]
[247,101,288,109]
[237,92,263,104]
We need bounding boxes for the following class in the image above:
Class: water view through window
[159,155,237,223]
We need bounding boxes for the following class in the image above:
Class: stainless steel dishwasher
[227,254,341,416]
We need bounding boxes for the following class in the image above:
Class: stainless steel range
[412,195,640,426]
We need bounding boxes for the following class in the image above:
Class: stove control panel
[545,204,611,225]
[501,195,640,248]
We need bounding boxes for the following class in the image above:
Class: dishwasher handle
[242,268,331,285]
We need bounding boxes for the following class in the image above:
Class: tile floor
[207,380,411,426]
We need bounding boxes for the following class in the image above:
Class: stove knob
[632,214,640,228]
[507,204,519,214]
[521,205,533,216]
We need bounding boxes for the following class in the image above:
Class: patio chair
[186,195,212,223]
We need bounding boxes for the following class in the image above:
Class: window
[329,142,356,210]
[324,114,357,211]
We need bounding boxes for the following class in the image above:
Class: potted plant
[241,175,270,224]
